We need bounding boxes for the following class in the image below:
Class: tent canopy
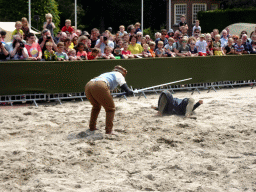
[0,22,40,43]
[222,23,256,37]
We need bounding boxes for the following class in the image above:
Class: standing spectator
[90,28,99,48]
[196,34,207,56]
[180,26,189,37]
[212,34,224,56]
[21,17,30,41]
[240,31,248,39]
[121,41,134,59]
[127,25,136,36]
[38,29,57,57]
[179,15,188,30]
[9,36,28,60]
[167,29,174,38]
[234,39,244,55]
[12,21,24,39]
[56,42,69,61]
[61,19,74,34]
[155,30,168,49]
[192,20,201,36]
[135,22,142,34]
[0,41,9,61]
[136,32,143,45]
[43,13,55,37]
[127,34,143,57]
[25,33,42,60]
[0,31,7,45]
[220,29,229,47]
[44,42,57,61]
[58,32,67,43]
[212,29,219,41]
[223,38,235,55]
[119,25,127,36]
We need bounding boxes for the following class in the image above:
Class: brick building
[166,0,221,35]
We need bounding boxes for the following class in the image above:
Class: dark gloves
[120,83,133,96]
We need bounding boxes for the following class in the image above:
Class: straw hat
[113,65,128,77]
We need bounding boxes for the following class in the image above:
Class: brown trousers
[85,81,115,133]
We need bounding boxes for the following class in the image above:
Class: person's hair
[237,38,242,42]
[15,21,22,27]
[119,25,125,29]
[91,48,100,53]
[228,38,234,42]
[104,46,111,51]
[195,20,199,22]
[21,17,28,27]
[129,34,137,42]
[65,19,71,23]
[127,24,135,33]
[45,13,52,19]
[135,22,141,27]
[232,35,239,39]
[143,43,149,48]
[149,41,156,46]
[168,37,175,43]
[215,34,221,39]
[222,29,227,34]
[91,28,99,33]
[68,49,76,54]
[46,42,53,46]
[77,42,85,48]
[158,41,163,45]
[213,29,219,34]
[123,41,128,45]
[77,35,88,44]
[181,15,186,18]
[188,37,196,44]
[0,31,6,36]
[27,33,35,38]
[250,31,255,38]
[57,42,64,47]
[42,29,49,35]
[161,29,167,34]
[64,38,71,46]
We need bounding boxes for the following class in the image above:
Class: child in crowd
[140,37,147,48]
[68,49,78,60]
[21,17,30,41]
[87,48,100,60]
[62,19,74,34]
[206,39,213,56]
[149,41,156,58]
[155,41,167,57]
[196,34,207,56]
[179,15,188,30]
[0,31,6,44]
[164,37,176,57]
[223,38,235,55]
[142,44,151,57]
[176,38,190,57]
[43,13,55,37]
[189,40,198,57]
[56,42,69,61]
[103,46,115,59]
[192,20,201,36]
[76,42,88,60]
[119,25,127,36]
[121,41,134,59]
[135,22,142,33]
[12,21,24,39]
[234,39,244,55]
[122,34,130,43]
[44,42,57,61]
[212,34,224,56]
[113,45,123,59]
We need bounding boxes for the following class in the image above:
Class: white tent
[0,22,40,43]
[222,23,256,37]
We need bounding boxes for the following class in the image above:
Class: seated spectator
[155,41,167,57]
[113,45,123,59]
[127,24,136,36]
[128,34,143,57]
[63,38,72,53]
[250,34,256,45]
[251,41,256,54]
[21,17,30,41]
[240,30,248,39]
[140,37,147,48]
[12,21,24,40]
[173,33,183,52]
[223,38,235,55]
[76,29,82,37]
[176,38,190,57]
[136,32,143,45]
[71,35,78,48]
[232,35,239,45]
[196,34,207,56]
[0,41,9,61]
[102,46,115,59]
[43,13,55,37]
[95,31,114,56]
[56,42,69,61]
[122,33,130,43]
[68,49,78,60]
[212,29,219,41]
[164,37,175,57]
[145,35,152,44]
[62,19,74,34]
[173,30,180,42]
[234,39,244,55]
[213,34,224,56]
[155,32,161,40]
[220,29,229,48]
[76,42,88,60]
[0,31,7,45]
[192,20,201,36]
[86,39,92,53]
[135,22,142,34]
[119,25,127,36]
[141,44,151,57]
[87,48,100,60]
[116,39,123,50]
[167,29,174,38]
[241,34,253,54]
[90,28,99,48]
[155,30,168,49]
[25,33,42,61]
[180,26,188,37]
[205,33,211,42]
[9,37,28,60]
[189,40,198,57]
[149,41,156,58]
[121,41,134,59]
[38,29,57,58]
[44,42,57,61]
[206,38,213,56]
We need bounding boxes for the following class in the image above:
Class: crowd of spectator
[1,14,256,61]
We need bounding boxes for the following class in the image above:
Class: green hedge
[1,55,256,96]
[198,8,256,33]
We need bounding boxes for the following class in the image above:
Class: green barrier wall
[1,55,256,96]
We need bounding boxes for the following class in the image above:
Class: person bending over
[152,91,203,118]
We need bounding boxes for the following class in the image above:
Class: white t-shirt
[95,39,114,56]
[195,40,207,53]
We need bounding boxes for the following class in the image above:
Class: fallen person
[84,65,133,135]
[152,91,203,118]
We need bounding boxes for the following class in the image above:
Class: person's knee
[105,106,116,112]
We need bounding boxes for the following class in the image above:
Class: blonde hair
[135,22,141,27]
[77,35,88,44]
[21,17,28,27]
[45,13,52,19]
[65,19,71,23]
[46,42,53,46]
[215,34,221,39]
[119,25,125,29]
[168,37,175,43]
[149,41,156,46]
[158,41,164,45]
[68,49,76,54]
[15,21,22,27]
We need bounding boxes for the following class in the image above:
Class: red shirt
[121,50,131,55]
[61,26,74,33]
[25,43,42,57]
[87,54,97,60]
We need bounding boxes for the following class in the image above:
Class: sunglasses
[182,41,187,43]
[190,43,195,45]
[137,35,142,37]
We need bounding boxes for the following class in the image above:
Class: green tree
[0,0,60,33]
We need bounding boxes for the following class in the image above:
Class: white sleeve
[108,41,114,48]
[115,72,126,86]
[95,39,100,45]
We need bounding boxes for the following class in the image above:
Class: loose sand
[0,87,256,192]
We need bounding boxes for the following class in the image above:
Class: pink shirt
[77,51,87,57]
[25,43,42,57]
[121,50,131,55]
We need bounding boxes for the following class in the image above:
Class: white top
[195,40,207,53]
